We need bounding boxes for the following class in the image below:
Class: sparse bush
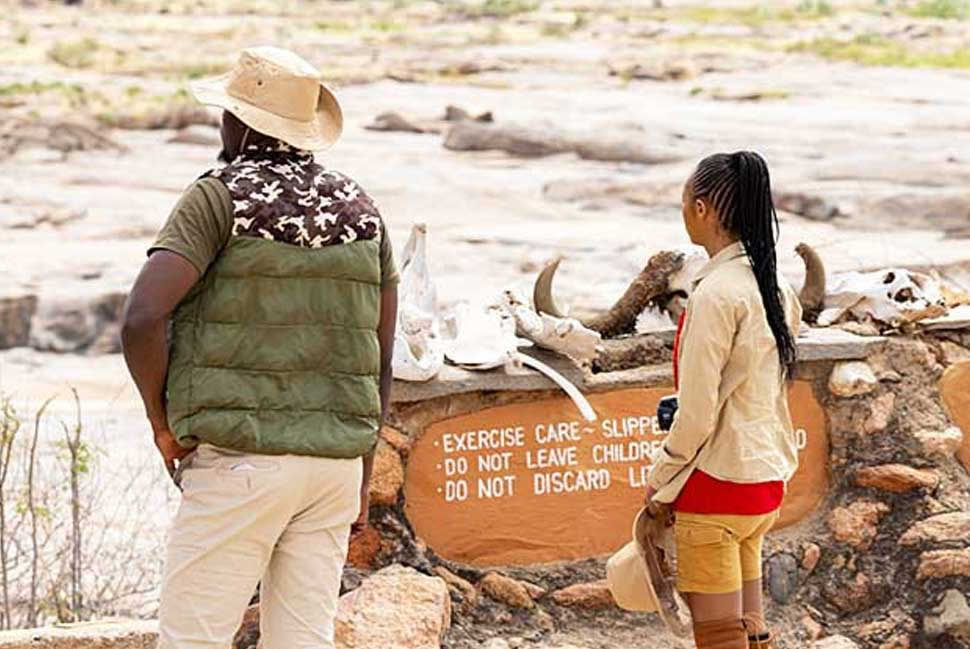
[0,392,170,629]
[450,0,539,19]
[911,0,970,19]
[788,33,970,68]
[48,38,101,69]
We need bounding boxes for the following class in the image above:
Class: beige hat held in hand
[190,46,343,151]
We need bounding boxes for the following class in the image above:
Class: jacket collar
[692,241,748,288]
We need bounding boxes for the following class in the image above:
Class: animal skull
[818,268,947,328]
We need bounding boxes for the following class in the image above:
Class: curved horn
[795,242,826,322]
[533,257,567,318]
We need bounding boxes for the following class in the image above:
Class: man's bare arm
[121,251,200,473]
[354,284,398,533]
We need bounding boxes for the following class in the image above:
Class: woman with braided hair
[645,151,802,649]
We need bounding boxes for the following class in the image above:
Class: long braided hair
[691,151,797,378]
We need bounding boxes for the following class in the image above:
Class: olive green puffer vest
[166,143,383,458]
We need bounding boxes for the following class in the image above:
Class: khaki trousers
[157,444,362,649]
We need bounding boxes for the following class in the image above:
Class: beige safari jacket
[647,241,803,504]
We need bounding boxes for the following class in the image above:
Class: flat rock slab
[0,621,158,649]
[392,327,887,403]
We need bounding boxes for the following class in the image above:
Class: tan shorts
[674,510,780,595]
[158,444,362,649]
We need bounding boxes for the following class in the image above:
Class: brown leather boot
[693,617,748,649]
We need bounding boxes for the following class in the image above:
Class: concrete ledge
[0,621,157,649]
[391,327,886,403]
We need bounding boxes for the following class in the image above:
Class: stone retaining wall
[3,328,969,649]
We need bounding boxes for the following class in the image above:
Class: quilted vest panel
[166,143,383,458]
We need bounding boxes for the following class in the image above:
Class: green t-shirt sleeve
[149,177,233,275]
[379,220,400,288]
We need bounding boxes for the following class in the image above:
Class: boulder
[369,440,404,506]
[347,525,382,569]
[864,393,896,434]
[30,297,102,352]
[480,573,537,609]
[444,122,572,158]
[829,361,878,397]
[572,138,683,165]
[28,292,127,353]
[923,589,970,641]
[380,426,412,457]
[813,634,860,649]
[918,549,970,580]
[854,464,939,493]
[0,294,37,349]
[335,564,451,649]
[766,553,800,604]
[434,566,479,612]
[549,580,615,609]
[802,543,822,573]
[828,501,890,550]
[939,361,970,471]
[900,512,970,546]
[0,621,157,649]
[913,427,963,460]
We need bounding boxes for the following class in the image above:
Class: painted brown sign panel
[405,383,827,567]
[941,361,970,472]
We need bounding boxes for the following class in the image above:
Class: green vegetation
[372,19,406,32]
[449,0,538,19]
[47,38,101,69]
[789,33,970,68]
[0,81,101,109]
[314,19,354,32]
[636,2,836,27]
[0,81,63,96]
[175,62,230,79]
[909,0,970,19]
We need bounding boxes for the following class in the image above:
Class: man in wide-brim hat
[121,46,399,649]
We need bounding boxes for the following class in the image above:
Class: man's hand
[154,426,192,478]
[351,485,370,536]
[644,483,657,505]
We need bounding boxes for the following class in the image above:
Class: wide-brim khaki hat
[607,507,662,613]
[606,506,692,637]
[190,46,343,151]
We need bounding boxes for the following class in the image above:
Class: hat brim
[633,507,664,610]
[189,73,343,151]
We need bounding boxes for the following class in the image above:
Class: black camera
[657,395,678,432]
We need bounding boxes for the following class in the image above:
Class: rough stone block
[369,439,404,506]
[549,580,615,609]
[855,464,939,493]
[900,512,970,546]
[480,573,536,610]
[813,635,860,649]
[829,361,879,397]
[335,564,451,649]
[918,549,970,580]
[924,589,970,641]
[828,501,890,549]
